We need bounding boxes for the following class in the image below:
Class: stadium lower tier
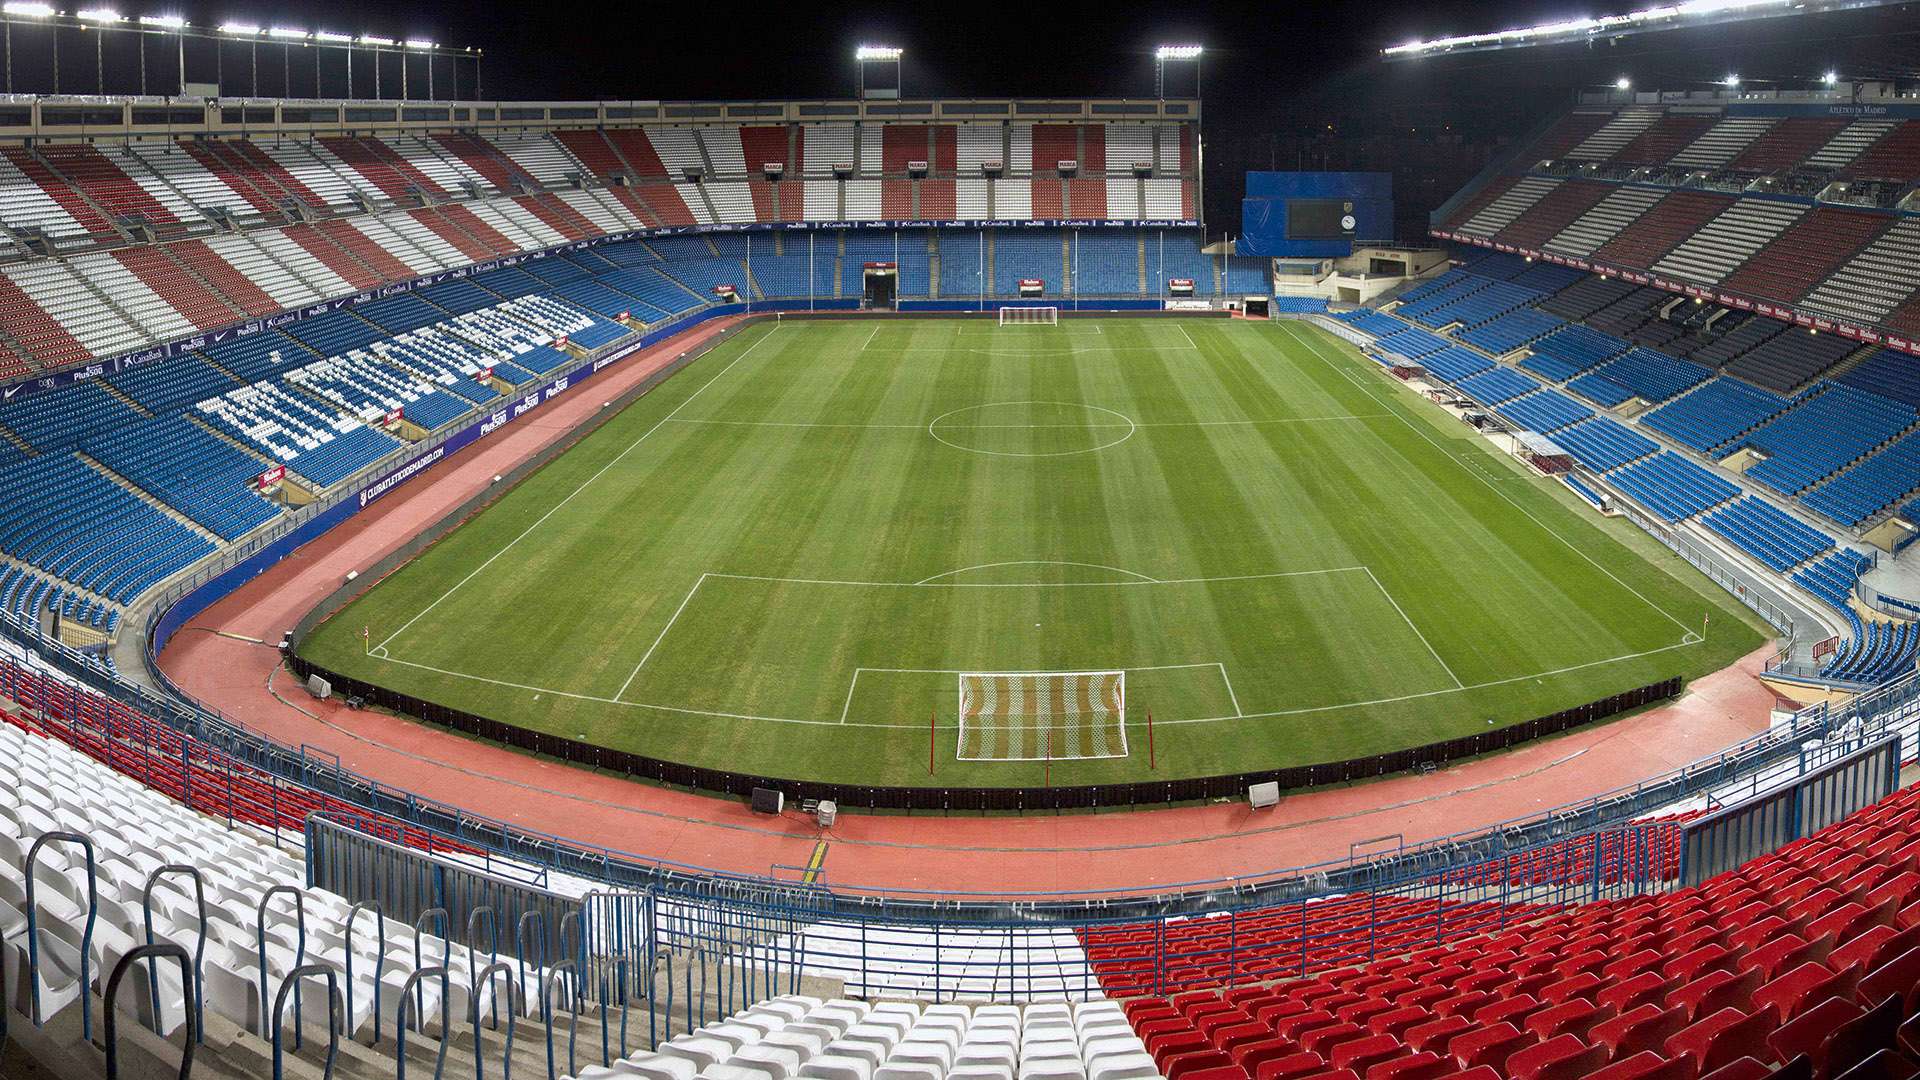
[1323,265,1920,689]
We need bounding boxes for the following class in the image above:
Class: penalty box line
[840,662,1241,725]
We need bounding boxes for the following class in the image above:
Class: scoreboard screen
[1285,199,1356,239]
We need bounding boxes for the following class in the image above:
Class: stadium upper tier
[0,116,1198,382]
[1430,95,1920,353]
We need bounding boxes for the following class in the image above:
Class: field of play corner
[295,316,1769,789]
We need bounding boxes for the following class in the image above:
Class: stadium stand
[1743,384,1917,496]
[1639,379,1787,457]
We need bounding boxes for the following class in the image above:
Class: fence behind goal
[957,669,1126,761]
[998,306,1059,325]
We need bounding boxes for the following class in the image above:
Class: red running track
[158,315,1788,898]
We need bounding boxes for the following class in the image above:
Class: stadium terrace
[4,58,1920,1080]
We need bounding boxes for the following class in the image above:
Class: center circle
[927,401,1138,458]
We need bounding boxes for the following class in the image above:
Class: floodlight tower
[1155,44,1201,100]
[856,44,902,100]
[138,13,185,95]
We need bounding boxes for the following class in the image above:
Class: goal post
[956,670,1127,761]
[998,306,1060,326]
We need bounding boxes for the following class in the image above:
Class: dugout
[1514,431,1574,474]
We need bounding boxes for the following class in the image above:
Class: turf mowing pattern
[301,318,1767,787]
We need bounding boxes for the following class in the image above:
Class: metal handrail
[345,900,387,1046]
[104,943,197,1080]
[270,964,342,1080]
[394,965,451,1080]
[468,962,523,1080]
[25,831,97,1040]
[141,864,206,1043]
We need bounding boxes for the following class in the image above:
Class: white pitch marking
[1279,321,1699,640]
[1362,565,1463,689]
[371,325,783,654]
[913,561,1162,585]
[369,638,1705,731]
[859,323,881,352]
[617,572,710,701]
[701,566,1369,589]
[1177,324,1200,351]
[839,669,862,724]
[1216,662,1245,718]
[663,414,1387,432]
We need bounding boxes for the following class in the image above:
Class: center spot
[927,401,1137,458]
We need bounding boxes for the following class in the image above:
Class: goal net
[998,306,1060,326]
[956,670,1127,761]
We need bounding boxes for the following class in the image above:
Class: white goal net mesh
[998,306,1060,326]
[957,670,1126,761]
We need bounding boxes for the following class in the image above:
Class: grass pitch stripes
[301,319,1768,787]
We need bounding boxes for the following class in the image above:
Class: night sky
[6,0,1919,236]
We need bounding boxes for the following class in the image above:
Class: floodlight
[855,45,902,61]
[314,29,351,42]
[77,7,124,21]
[267,26,307,39]
[1823,70,1838,85]
[1722,73,1740,86]
[219,21,260,35]
[1,2,55,17]
[1156,45,1203,60]
[139,13,184,27]
[1615,76,1631,90]
[403,38,434,49]
[356,34,394,45]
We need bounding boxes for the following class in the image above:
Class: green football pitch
[299,317,1768,788]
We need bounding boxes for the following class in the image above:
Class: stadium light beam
[1615,76,1631,90]
[1155,44,1203,61]
[1722,73,1740,87]
[315,29,350,43]
[356,34,393,45]
[219,21,260,35]
[139,13,182,27]
[404,37,433,48]
[1,2,54,16]
[855,44,901,61]
[1381,0,1902,58]
[76,7,123,21]
[1823,70,1839,85]
[267,26,308,39]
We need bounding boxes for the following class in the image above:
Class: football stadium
[9,1,1920,1077]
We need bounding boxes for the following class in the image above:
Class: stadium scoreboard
[1237,172,1392,258]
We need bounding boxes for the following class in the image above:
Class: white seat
[874,1065,942,1080]
[799,1053,873,1080]
[726,1042,807,1080]
[1087,1054,1159,1080]
[662,1035,735,1071]
[1018,1062,1087,1080]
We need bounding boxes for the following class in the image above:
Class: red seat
[1667,1009,1775,1077]
[1252,1051,1325,1080]
[1525,997,1610,1043]
[1232,1038,1298,1072]
[1766,996,1865,1074]
[1593,1004,1688,1062]
[1363,1052,1451,1080]
[1823,996,1906,1080]
[1696,1058,1781,1080]
[1365,1007,1429,1041]
[1834,1050,1920,1080]
[1404,1015,1469,1055]
[1300,1024,1368,1061]
[1669,968,1761,1021]
[1741,934,1827,982]
[1542,972,1605,1004]
[1329,1034,1401,1075]
[1755,961,1859,1023]
[1587,1052,1692,1080]
[1506,1033,1608,1080]
[1165,1049,1236,1080]
[1449,1022,1535,1073]
[1832,926,1920,976]
[1472,993,1542,1030]
[1181,1067,1250,1080]
[1602,972,1677,1015]
[1860,947,1920,1013]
